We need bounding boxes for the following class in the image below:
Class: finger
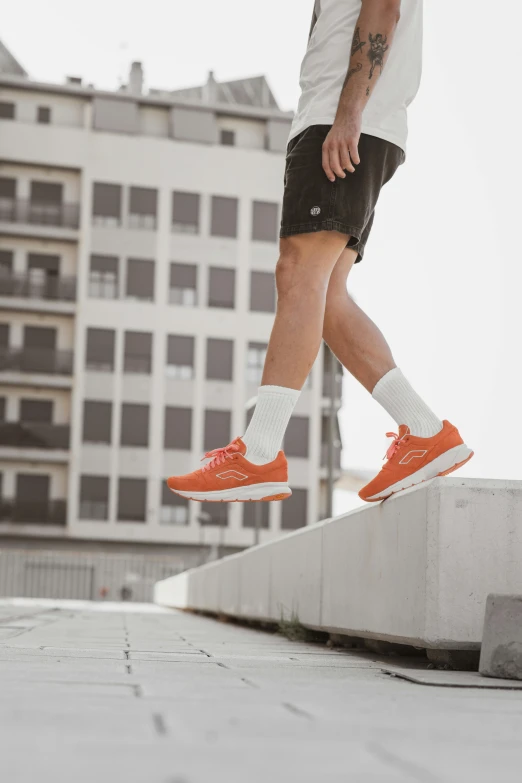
[340,142,355,173]
[322,144,335,182]
[329,145,346,178]
[349,140,361,167]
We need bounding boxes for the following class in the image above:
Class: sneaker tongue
[398,424,410,438]
[233,437,247,455]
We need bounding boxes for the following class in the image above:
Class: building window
[0,397,5,421]
[125,258,155,301]
[246,342,267,385]
[82,401,112,444]
[250,271,276,313]
[160,483,189,525]
[128,186,157,230]
[284,416,310,458]
[220,129,235,146]
[0,250,14,275]
[200,502,228,527]
[204,410,231,452]
[0,102,15,120]
[166,335,194,379]
[92,182,122,227]
[208,266,235,309]
[169,262,197,306]
[211,196,238,238]
[20,399,53,423]
[29,181,63,224]
[252,201,279,242]
[243,503,269,529]
[79,475,109,521]
[89,255,118,299]
[281,488,307,530]
[206,338,233,381]
[37,106,51,124]
[123,331,152,374]
[120,403,149,447]
[164,407,192,450]
[172,191,199,234]
[117,478,147,522]
[85,328,115,372]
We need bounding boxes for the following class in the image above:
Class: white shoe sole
[366,443,474,502]
[170,482,292,503]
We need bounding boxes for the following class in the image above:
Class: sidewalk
[1,599,521,783]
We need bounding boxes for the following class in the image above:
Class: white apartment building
[0,44,342,561]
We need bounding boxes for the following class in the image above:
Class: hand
[322,115,362,182]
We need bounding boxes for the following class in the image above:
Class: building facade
[0,53,342,560]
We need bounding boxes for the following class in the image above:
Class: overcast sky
[3,1,521,509]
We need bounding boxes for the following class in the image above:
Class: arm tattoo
[344,62,363,87]
[367,32,389,79]
[351,26,367,55]
[366,86,370,96]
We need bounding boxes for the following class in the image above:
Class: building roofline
[0,73,293,122]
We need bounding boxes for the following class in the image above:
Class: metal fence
[0,548,191,603]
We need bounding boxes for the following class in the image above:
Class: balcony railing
[0,499,67,525]
[322,371,343,399]
[0,422,70,450]
[320,442,342,471]
[0,271,77,302]
[0,198,80,229]
[0,347,74,376]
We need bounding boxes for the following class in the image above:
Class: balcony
[0,199,80,229]
[322,371,343,400]
[0,421,70,450]
[0,347,74,382]
[0,271,76,301]
[0,499,67,525]
[320,442,342,472]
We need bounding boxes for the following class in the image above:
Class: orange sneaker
[166,437,291,503]
[359,420,473,503]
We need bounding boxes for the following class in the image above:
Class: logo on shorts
[310,206,321,216]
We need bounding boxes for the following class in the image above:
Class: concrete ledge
[479,594,522,680]
[154,478,522,651]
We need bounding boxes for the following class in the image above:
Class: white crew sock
[372,368,443,438]
[242,385,301,464]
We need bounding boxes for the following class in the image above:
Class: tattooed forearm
[367,32,389,79]
[344,62,363,87]
[351,27,367,55]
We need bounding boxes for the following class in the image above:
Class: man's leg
[323,248,473,502]
[242,231,349,463]
[166,231,349,503]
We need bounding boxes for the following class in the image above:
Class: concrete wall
[155,478,522,650]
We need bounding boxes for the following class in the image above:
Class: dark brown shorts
[280,125,405,263]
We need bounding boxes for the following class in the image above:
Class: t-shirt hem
[288,118,407,155]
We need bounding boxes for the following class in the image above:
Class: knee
[275,239,328,298]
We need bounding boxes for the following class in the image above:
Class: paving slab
[1,598,522,783]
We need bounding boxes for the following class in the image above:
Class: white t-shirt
[289,0,423,152]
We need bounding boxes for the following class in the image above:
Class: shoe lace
[384,428,410,461]
[201,441,240,473]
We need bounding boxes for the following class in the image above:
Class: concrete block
[155,479,522,652]
[479,594,522,680]
[269,524,322,627]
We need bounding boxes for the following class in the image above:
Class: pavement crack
[282,702,314,721]
[152,712,168,737]
[240,677,259,689]
[367,742,442,783]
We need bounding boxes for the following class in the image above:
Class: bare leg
[262,231,349,389]
[323,247,396,392]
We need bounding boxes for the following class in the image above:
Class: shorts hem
[280,221,365,262]
[280,220,362,241]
